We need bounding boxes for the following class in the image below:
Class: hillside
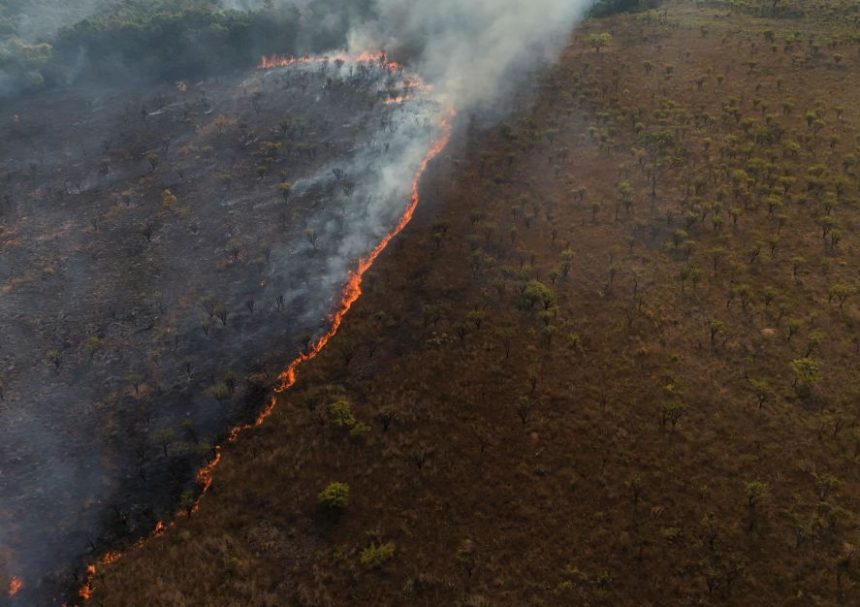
[78,1,860,605]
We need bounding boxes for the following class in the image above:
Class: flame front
[274,109,455,395]
[258,51,403,72]
[8,576,23,597]
[75,53,454,603]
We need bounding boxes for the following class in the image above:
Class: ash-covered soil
[0,58,442,604]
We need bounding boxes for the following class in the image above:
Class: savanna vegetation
[83,0,859,605]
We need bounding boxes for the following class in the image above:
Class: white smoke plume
[347,0,595,111]
[225,0,596,111]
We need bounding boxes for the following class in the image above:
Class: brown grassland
[91,1,860,605]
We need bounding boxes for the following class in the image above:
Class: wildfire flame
[258,51,430,103]
[384,95,416,105]
[78,565,97,600]
[74,52,454,603]
[8,576,23,597]
[258,51,403,73]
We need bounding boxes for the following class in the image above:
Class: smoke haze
[2,0,112,41]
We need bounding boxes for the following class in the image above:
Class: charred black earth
[0,56,443,604]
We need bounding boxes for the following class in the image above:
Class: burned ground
[0,58,440,604]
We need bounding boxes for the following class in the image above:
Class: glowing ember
[100,552,122,565]
[75,53,454,603]
[384,95,416,105]
[8,577,23,597]
[78,565,96,600]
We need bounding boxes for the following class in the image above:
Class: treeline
[589,0,663,18]
[52,7,303,82]
[696,0,860,22]
[0,0,369,97]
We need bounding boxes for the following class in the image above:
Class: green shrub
[317,482,349,511]
[327,399,370,440]
[359,541,395,568]
[327,399,356,429]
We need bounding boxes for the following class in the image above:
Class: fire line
[73,53,454,604]
[7,577,23,597]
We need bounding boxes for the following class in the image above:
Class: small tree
[467,309,487,330]
[328,399,356,428]
[153,428,175,457]
[745,481,769,509]
[709,319,724,348]
[161,189,177,208]
[523,280,556,311]
[516,396,533,425]
[46,349,62,369]
[618,180,634,215]
[661,400,686,430]
[745,481,769,532]
[317,482,350,512]
[359,541,395,569]
[588,33,613,53]
[327,399,368,439]
[209,381,230,403]
[305,228,319,250]
[626,475,644,507]
[146,152,159,172]
[828,283,856,311]
[278,181,292,202]
[560,249,574,277]
[748,379,771,410]
[814,473,841,500]
[789,357,820,398]
[213,301,228,326]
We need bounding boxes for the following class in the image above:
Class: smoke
[0,1,599,602]
[221,0,595,111]
[347,0,595,111]
[4,0,113,42]
[0,70,20,97]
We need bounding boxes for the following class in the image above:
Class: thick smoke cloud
[221,0,595,111]
[347,0,594,111]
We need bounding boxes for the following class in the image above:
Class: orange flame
[258,51,402,73]
[100,552,122,565]
[78,565,96,600]
[8,577,23,597]
[384,95,416,105]
[258,51,431,102]
[75,55,454,604]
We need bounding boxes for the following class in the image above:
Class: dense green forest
[0,0,372,95]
